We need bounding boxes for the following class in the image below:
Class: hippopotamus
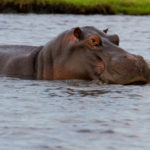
[0,26,149,84]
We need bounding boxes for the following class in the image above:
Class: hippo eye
[88,34,102,49]
[92,39,96,43]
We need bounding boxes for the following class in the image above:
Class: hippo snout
[134,55,150,77]
[125,55,149,75]
[100,54,150,84]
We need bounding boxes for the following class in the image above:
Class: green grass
[1,0,150,15]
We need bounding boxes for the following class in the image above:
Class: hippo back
[0,45,42,78]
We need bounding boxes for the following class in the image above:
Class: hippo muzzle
[99,50,150,84]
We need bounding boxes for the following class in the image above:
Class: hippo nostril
[126,55,137,61]
[136,55,144,62]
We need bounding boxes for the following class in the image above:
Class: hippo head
[37,26,150,84]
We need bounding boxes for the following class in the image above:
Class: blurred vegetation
[1,0,150,15]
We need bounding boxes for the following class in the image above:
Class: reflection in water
[0,15,150,150]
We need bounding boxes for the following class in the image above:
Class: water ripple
[0,14,150,150]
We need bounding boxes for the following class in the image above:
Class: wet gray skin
[81,27,150,84]
[0,26,149,85]
[82,27,150,84]
[43,26,150,84]
[97,39,150,84]
[80,26,120,46]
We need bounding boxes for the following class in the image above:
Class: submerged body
[0,26,149,84]
[0,45,42,79]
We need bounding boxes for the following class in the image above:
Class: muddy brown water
[0,14,150,150]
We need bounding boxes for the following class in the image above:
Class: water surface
[0,14,150,150]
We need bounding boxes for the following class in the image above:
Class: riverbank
[0,0,150,15]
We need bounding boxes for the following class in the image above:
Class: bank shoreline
[0,1,150,15]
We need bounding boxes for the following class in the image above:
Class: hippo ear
[103,28,108,33]
[73,27,82,39]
